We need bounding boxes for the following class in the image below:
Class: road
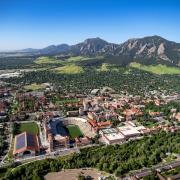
[0,143,99,168]
[14,147,80,164]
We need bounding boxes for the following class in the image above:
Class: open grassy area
[130,62,180,74]
[24,83,47,91]
[35,56,103,66]
[54,98,79,105]
[19,122,39,135]
[66,56,103,63]
[66,124,83,139]
[97,63,119,72]
[35,56,62,64]
[54,64,84,74]
[66,56,90,62]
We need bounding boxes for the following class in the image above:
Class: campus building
[13,132,40,158]
[99,128,125,144]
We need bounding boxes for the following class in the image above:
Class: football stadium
[48,117,95,140]
[44,117,96,150]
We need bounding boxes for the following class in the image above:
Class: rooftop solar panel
[16,133,26,150]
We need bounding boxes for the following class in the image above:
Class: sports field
[19,122,39,135]
[66,124,83,139]
[24,83,46,91]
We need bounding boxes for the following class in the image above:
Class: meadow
[35,56,62,64]
[130,62,180,74]
[54,64,84,74]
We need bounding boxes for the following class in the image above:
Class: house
[174,113,180,122]
[123,108,142,118]
[149,111,161,117]
[75,136,91,146]
[66,110,79,117]
[88,119,112,132]
[91,89,100,95]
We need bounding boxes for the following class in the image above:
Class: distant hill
[1,36,180,66]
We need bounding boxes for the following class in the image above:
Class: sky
[0,0,180,50]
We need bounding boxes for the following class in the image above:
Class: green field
[19,122,39,135]
[66,124,83,139]
[97,63,120,72]
[65,56,103,63]
[35,56,62,64]
[24,83,47,91]
[54,64,84,74]
[54,98,79,105]
[130,62,180,74]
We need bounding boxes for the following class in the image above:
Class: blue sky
[0,0,180,50]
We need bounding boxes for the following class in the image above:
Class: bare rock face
[157,43,165,55]
[148,46,156,56]
[127,40,138,50]
[137,44,147,55]
[4,35,180,66]
[178,61,180,66]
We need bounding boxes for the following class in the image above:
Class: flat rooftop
[117,126,141,136]
[104,132,125,141]
[101,128,118,134]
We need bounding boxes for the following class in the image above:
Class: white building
[100,128,125,144]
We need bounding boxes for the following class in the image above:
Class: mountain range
[1,35,180,66]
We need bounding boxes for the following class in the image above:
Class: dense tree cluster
[0,124,8,159]
[4,69,180,96]
[12,122,20,136]
[2,131,180,180]
[0,56,36,70]
[144,101,180,116]
[137,101,180,127]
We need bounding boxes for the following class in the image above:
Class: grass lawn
[24,83,47,91]
[66,125,83,139]
[129,62,180,75]
[139,121,158,128]
[19,122,39,135]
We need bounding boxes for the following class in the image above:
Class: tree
[77,174,86,180]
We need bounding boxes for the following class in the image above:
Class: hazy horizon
[0,0,180,50]
[0,34,179,52]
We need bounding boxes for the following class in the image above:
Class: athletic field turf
[19,122,39,135]
[66,125,83,139]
